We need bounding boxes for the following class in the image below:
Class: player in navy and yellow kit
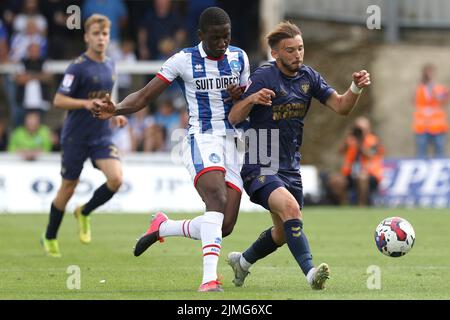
[227,21,371,289]
[41,14,127,257]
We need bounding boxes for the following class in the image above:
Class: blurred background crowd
[0,0,449,207]
[0,0,261,154]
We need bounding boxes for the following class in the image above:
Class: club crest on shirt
[209,153,221,163]
[258,176,266,183]
[301,83,310,94]
[62,74,74,88]
[230,60,241,73]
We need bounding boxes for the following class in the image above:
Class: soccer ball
[374,217,415,257]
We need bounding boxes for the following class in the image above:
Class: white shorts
[182,133,243,192]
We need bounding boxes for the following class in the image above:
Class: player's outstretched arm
[93,77,169,120]
[53,93,98,111]
[325,70,371,115]
[228,88,275,125]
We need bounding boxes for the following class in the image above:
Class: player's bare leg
[53,178,79,211]
[269,187,330,289]
[222,187,241,237]
[269,211,287,245]
[96,158,123,193]
[269,189,330,288]
[230,187,329,289]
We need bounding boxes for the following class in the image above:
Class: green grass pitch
[1,207,449,300]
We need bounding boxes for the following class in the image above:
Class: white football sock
[306,267,316,284]
[158,215,203,240]
[201,211,224,284]
[239,255,252,271]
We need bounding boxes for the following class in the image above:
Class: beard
[279,58,301,73]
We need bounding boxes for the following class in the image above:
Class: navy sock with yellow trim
[283,219,314,275]
[242,227,280,264]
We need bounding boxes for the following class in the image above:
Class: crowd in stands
[0,1,447,208]
[0,0,259,155]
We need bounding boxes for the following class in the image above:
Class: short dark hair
[199,7,231,32]
[266,21,302,49]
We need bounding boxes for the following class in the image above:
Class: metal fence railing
[284,0,450,42]
[284,0,450,28]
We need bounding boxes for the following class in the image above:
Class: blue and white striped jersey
[157,42,250,135]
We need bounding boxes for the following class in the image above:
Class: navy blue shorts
[242,168,304,211]
[61,142,120,180]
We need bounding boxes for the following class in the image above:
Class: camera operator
[339,116,384,206]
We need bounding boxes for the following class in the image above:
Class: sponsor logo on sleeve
[62,74,74,88]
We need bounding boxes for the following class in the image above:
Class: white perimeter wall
[0,153,320,214]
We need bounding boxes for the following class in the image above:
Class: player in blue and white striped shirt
[156,39,249,135]
[93,7,249,292]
